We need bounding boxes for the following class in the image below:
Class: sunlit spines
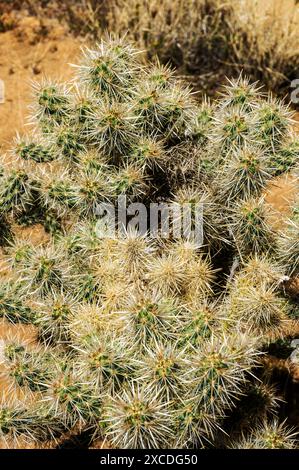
[34,168,77,217]
[219,75,263,111]
[100,384,174,449]
[253,96,293,150]
[128,136,167,171]
[88,254,126,301]
[229,196,275,257]
[68,84,98,132]
[133,80,195,140]
[120,291,182,348]
[215,145,272,204]
[188,333,260,415]
[0,166,35,215]
[74,36,141,100]
[74,331,135,393]
[111,162,149,200]
[75,149,110,175]
[34,293,78,344]
[146,252,189,296]
[174,397,223,449]
[68,303,124,349]
[112,230,153,279]
[16,244,72,298]
[74,169,113,218]
[272,132,299,176]
[52,122,86,161]
[171,186,228,250]
[2,342,55,393]
[183,255,218,300]
[43,362,101,429]
[31,79,70,128]
[12,133,56,164]
[276,216,299,276]
[0,37,296,448]
[231,420,298,449]
[5,237,33,268]
[162,83,196,140]
[88,100,138,155]
[233,254,285,289]
[212,106,252,156]
[132,80,169,134]
[226,281,290,339]
[186,97,214,143]
[135,341,187,401]
[0,398,64,448]
[180,299,221,348]
[0,282,35,325]
[146,60,176,90]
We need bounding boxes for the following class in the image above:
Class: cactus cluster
[0,37,298,449]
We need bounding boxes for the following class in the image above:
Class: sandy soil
[0,15,83,152]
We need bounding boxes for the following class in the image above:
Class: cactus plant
[231,420,298,449]
[0,37,298,449]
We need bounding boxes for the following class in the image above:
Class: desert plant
[216,146,272,204]
[271,133,299,176]
[0,36,298,450]
[0,399,63,447]
[13,134,56,163]
[231,420,298,449]
[0,283,35,324]
[228,197,275,257]
[2,343,54,393]
[226,281,290,340]
[100,384,174,449]
[188,333,259,415]
[135,341,187,401]
[74,331,135,393]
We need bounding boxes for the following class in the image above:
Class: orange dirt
[265,173,298,229]
[0,15,83,152]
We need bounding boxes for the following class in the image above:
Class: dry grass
[231,0,299,87]
[106,0,299,89]
[1,0,299,93]
[105,0,230,69]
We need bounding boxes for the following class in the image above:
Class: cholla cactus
[0,38,298,449]
[15,244,72,297]
[226,281,290,340]
[100,384,173,449]
[13,134,55,164]
[0,165,35,215]
[233,254,285,289]
[2,342,53,393]
[34,293,78,344]
[271,133,299,176]
[219,76,262,111]
[216,145,272,203]
[31,79,70,129]
[253,97,293,149]
[0,283,34,324]
[231,420,298,449]
[188,333,259,415]
[43,363,101,428]
[0,399,64,448]
[229,197,275,257]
